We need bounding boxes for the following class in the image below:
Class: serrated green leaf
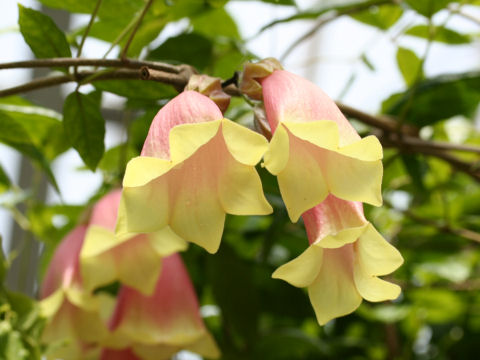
[63,92,105,171]
[405,0,452,18]
[18,5,71,59]
[406,24,472,44]
[351,4,403,30]
[396,47,424,86]
[148,33,214,70]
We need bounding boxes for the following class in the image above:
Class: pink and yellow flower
[103,253,220,360]
[242,64,383,222]
[116,90,272,253]
[81,189,187,295]
[40,225,112,360]
[273,195,403,325]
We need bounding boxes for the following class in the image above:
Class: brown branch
[0,69,185,97]
[0,57,180,73]
[337,102,418,135]
[2,56,480,184]
[382,135,480,182]
[385,200,480,244]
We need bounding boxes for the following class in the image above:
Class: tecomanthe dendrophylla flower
[116,90,272,254]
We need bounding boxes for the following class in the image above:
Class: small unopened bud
[253,104,272,140]
[240,58,283,100]
[186,74,231,113]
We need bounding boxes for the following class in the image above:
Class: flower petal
[123,157,173,188]
[263,122,290,175]
[142,91,223,159]
[108,254,219,356]
[218,158,272,216]
[302,195,366,243]
[272,244,323,288]
[282,121,339,151]
[356,224,404,276]
[170,179,225,254]
[221,118,268,166]
[308,246,362,325]
[318,225,367,249]
[119,117,270,253]
[261,70,360,144]
[169,120,221,164]
[116,180,169,235]
[353,262,401,302]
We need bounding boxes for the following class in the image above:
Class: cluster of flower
[40,59,403,359]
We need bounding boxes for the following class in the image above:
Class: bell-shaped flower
[80,189,187,295]
[244,66,383,222]
[116,90,272,254]
[103,253,220,360]
[40,225,113,359]
[273,195,403,325]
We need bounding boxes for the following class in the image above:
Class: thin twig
[0,68,185,97]
[0,57,180,73]
[382,136,480,182]
[280,0,394,61]
[76,0,103,59]
[120,0,154,59]
[385,200,480,244]
[337,102,417,135]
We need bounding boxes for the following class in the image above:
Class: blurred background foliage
[0,0,480,359]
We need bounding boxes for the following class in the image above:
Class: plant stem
[120,0,154,59]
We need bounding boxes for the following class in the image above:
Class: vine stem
[0,57,479,182]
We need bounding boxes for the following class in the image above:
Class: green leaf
[0,111,59,190]
[63,92,105,171]
[148,33,214,70]
[396,47,424,86]
[0,237,7,283]
[405,0,452,18]
[191,7,240,39]
[410,288,466,323]
[351,4,403,30]
[382,72,480,126]
[209,244,259,345]
[0,102,68,160]
[93,79,176,100]
[18,5,71,59]
[260,0,296,4]
[406,25,472,44]
[259,0,388,32]
[37,0,97,13]
[0,165,11,194]
[254,329,329,359]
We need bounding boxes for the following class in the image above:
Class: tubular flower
[272,195,403,325]
[116,90,272,254]
[247,67,383,222]
[81,189,187,295]
[40,225,113,360]
[103,253,220,360]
